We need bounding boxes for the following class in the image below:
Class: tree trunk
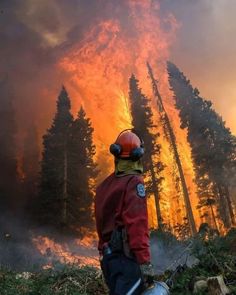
[150,159,163,230]
[147,62,197,236]
[209,204,219,232]
[224,185,236,226]
[218,185,231,228]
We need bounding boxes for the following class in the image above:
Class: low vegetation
[0,229,235,294]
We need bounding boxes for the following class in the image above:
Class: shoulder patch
[136,183,146,198]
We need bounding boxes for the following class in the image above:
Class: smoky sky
[160,0,236,134]
[1,0,236,145]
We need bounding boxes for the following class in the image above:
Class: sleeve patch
[136,183,146,198]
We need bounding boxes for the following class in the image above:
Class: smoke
[0,2,158,144]
[160,0,236,134]
[150,233,198,275]
[0,212,198,273]
[0,212,44,270]
[1,0,235,270]
[1,0,235,152]
[0,1,60,146]
[0,0,178,162]
[0,212,99,270]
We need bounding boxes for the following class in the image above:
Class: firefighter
[95,130,154,295]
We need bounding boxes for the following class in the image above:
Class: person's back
[95,130,154,295]
[95,172,149,263]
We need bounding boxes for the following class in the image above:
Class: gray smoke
[0,213,99,271]
[150,234,198,275]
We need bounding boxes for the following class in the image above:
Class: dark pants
[101,252,143,295]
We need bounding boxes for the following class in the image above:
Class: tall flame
[57,1,199,231]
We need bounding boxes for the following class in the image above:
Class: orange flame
[56,1,200,232]
[33,235,99,268]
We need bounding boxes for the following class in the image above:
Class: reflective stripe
[126,278,142,295]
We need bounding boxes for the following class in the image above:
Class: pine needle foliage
[38,86,73,227]
[168,62,236,229]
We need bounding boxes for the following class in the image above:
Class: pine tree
[38,86,73,228]
[129,74,164,230]
[147,62,197,236]
[0,76,18,212]
[68,107,98,231]
[168,62,236,229]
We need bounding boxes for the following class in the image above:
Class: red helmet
[109,130,144,161]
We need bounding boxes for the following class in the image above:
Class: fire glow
[33,235,99,268]
[57,1,200,230]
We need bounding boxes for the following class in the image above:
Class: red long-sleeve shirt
[95,173,150,264]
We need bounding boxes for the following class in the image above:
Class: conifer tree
[147,62,197,236]
[39,86,73,227]
[68,107,98,231]
[129,74,164,230]
[168,62,236,229]
[0,76,18,212]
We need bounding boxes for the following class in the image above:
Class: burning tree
[129,74,164,230]
[68,106,98,231]
[147,63,197,236]
[38,87,98,233]
[38,86,73,229]
[168,62,236,230]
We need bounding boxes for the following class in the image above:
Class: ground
[0,229,235,294]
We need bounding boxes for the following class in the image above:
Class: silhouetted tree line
[0,65,235,238]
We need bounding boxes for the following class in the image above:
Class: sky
[0,0,236,135]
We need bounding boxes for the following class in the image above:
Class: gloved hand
[140,262,155,285]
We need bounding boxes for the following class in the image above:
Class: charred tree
[38,86,73,228]
[68,107,98,231]
[197,198,219,231]
[129,74,164,230]
[147,62,197,236]
[167,61,236,229]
